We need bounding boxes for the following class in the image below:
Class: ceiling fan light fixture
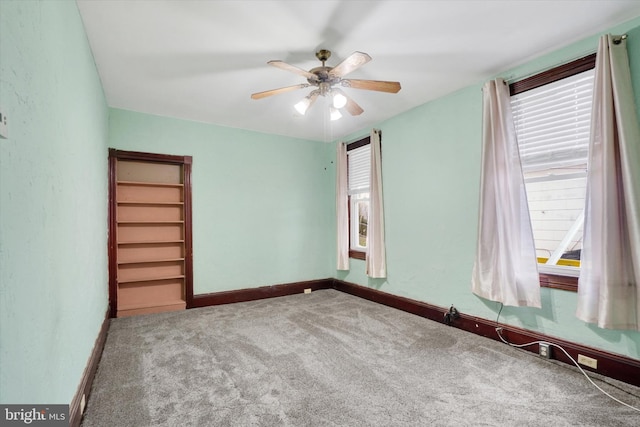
[332,92,347,109]
[294,97,311,115]
[330,107,342,121]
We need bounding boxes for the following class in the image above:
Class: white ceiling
[77,0,640,142]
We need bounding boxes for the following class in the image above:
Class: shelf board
[118,274,185,284]
[117,221,184,225]
[117,180,183,188]
[118,240,185,245]
[117,200,184,205]
[118,258,185,265]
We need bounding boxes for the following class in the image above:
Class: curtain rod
[501,33,628,85]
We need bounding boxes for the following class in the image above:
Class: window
[510,54,595,287]
[347,137,371,259]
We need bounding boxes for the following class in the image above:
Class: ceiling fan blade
[268,60,318,80]
[329,51,372,78]
[344,97,364,116]
[342,79,401,93]
[251,84,309,100]
[333,88,364,116]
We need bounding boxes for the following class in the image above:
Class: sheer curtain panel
[471,79,541,308]
[365,129,387,278]
[336,142,350,270]
[576,34,640,330]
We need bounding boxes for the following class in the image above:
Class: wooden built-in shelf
[110,152,192,318]
[118,275,185,284]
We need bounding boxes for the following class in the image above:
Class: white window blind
[348,144,370,194]
[511,69,594,173]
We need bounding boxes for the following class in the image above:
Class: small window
[347,138,371,259]
[510,54,595,279]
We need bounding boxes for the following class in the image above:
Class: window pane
[358,200,369,247]
[350,193,369,251]
[524,172,585,266]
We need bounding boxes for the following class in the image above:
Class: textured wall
[0,1,109,403]
[108,109,335,294]
[335,16,640,360]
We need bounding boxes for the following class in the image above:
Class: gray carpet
[82,289,640,426]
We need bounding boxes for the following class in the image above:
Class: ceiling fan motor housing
[309,50,342,95]
[308,67,341,95]
[315,49,331,63]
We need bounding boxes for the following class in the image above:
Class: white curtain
[336,142,350,270]
[366,129,387,278]
[471,79,541,308]
[576,35,640,330]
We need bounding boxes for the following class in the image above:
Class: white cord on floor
[495,327,640,413]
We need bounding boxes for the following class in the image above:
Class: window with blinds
[510,57,595,274]
[347,141,371,253]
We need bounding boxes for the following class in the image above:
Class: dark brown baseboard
[333,279,640,387]
[333,279,446,323]
[190,278,333,308]
[69,309,110,427]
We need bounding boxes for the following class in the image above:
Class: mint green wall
[0,0,109,404]
[109,109,334,294]
[337,16,640,360]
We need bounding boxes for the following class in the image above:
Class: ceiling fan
[251,50,401,119]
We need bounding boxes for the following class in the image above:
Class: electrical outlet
[304,288,311,294]
[81,394,86,414]
[578,354,598,369]
[539,343,551,359]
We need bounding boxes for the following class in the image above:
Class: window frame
[509,53,596,292]
[346,136,371,260]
